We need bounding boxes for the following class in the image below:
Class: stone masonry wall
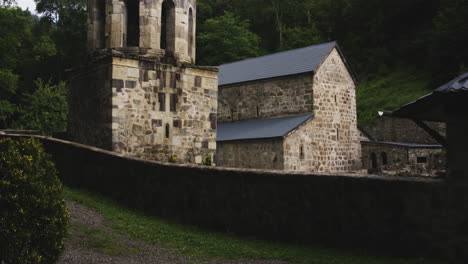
[111,56,217,164]
[216,138,284,170]
[362,117,446,144]
[88,0,196,63]
[361,141,446,175]
[307,48,361,172]
[218,73,314,122]
[68,58,113,150]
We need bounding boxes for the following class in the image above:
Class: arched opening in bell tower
[125,0,140,47]
[97,0,106,48]
[161,0,176,55]
[188,8,194,58]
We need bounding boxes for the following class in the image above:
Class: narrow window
[336,128,340,141]
[417,157,428,164]
[256,106,259,117]
[158,93,166,111]
[371,153,377,169]
[170,94,178,112]
[381,152,388,165]
[125,0,139,47]
[161,0,176,55]
[165,124,170,138]
[97,0,106,48]
[334,95,337,103]
[188,8,194,58]
[299,145,304,159]
[230,109,234,120]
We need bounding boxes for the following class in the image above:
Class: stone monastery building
[216,42,362,173]
[69,0,219,164]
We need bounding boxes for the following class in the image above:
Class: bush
[0,137,69,264]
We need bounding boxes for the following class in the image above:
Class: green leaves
[198,12,261,65]
[17,79,68,136]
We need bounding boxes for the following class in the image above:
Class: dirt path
[57,201,292,264]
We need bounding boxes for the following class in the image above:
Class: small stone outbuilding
[216,42,361,173]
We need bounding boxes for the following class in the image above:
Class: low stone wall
[1,134,448,258]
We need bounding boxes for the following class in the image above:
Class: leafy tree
[17,79,68,136]
[197,12,261,65]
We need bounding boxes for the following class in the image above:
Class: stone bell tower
[69,0,218,164]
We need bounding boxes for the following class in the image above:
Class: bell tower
[87,0,197,64]
[69,0,218,164]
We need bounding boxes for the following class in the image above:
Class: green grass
[73,223,142,255]
[357,71,432,125]
[64,187,445,264]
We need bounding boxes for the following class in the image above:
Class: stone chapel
[68,0,218,164]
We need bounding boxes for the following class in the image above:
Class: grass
[64,187,445,264]
[73,223,142,255]
[356,71,432,125]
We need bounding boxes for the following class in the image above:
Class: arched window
[371,153,377,169]
[381,152,388,166]
[188,8,194,57]
[165,124,170,139]
[125,0,140,47]
[161,0,176,55]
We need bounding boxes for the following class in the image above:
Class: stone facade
[362,117,446,144]
[69,0,218,164]
[87,0,196,63]
[361,141,446,176]
[217,48,361,173]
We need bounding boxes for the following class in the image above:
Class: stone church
[68,0,218,164]
[216,42,362,173]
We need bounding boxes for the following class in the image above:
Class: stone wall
[306,48,361,172]
[218,73,314,122]
[87,0,196,63]
[361,141,446,175]
[68,58,113,150]
[2,134,448,258]
[69,55,218,164]
[216,138,284,170]
[362,117,446,144]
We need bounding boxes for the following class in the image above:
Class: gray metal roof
[362,141,443,149]
[217,114,314,142]
[435,72,468,92]
[218,42,337,86]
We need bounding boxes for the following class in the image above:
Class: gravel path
[57,201,293,264]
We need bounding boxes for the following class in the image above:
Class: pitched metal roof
[435,72,468,92]
[217,114,314,142]
[362,141,443,149]
[218,42,337,86]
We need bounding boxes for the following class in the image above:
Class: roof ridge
[220,41,337,67]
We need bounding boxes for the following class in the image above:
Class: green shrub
[168,155,177,163]
[0,137,69,264]
[203,155,212,166]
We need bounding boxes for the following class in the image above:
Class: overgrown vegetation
[0,138,69,264]
[64,187,443,264]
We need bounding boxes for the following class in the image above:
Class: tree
[197,12,261,65]
[17,79,68,136]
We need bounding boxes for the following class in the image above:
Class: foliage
[17,79,68,136]
[197,12,261,65]
[0,137,69,264]
[203,155,212,166]
[356,71,431,125]
[64,187,443,264]
[168,155,178,163]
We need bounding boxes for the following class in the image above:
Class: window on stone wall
[299,145,304,160]
[381,152,388,165]
[161,0,176,55]
[256,106,260,117]
[336,128,340,141]
[125,0,139,47]
[165,124,170,139]
[371,153,377,169]
[170,94,178,112]
[97,0,106,48]
[158,93,166,111]
[417,157,428,164]
[188,8,194,58]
